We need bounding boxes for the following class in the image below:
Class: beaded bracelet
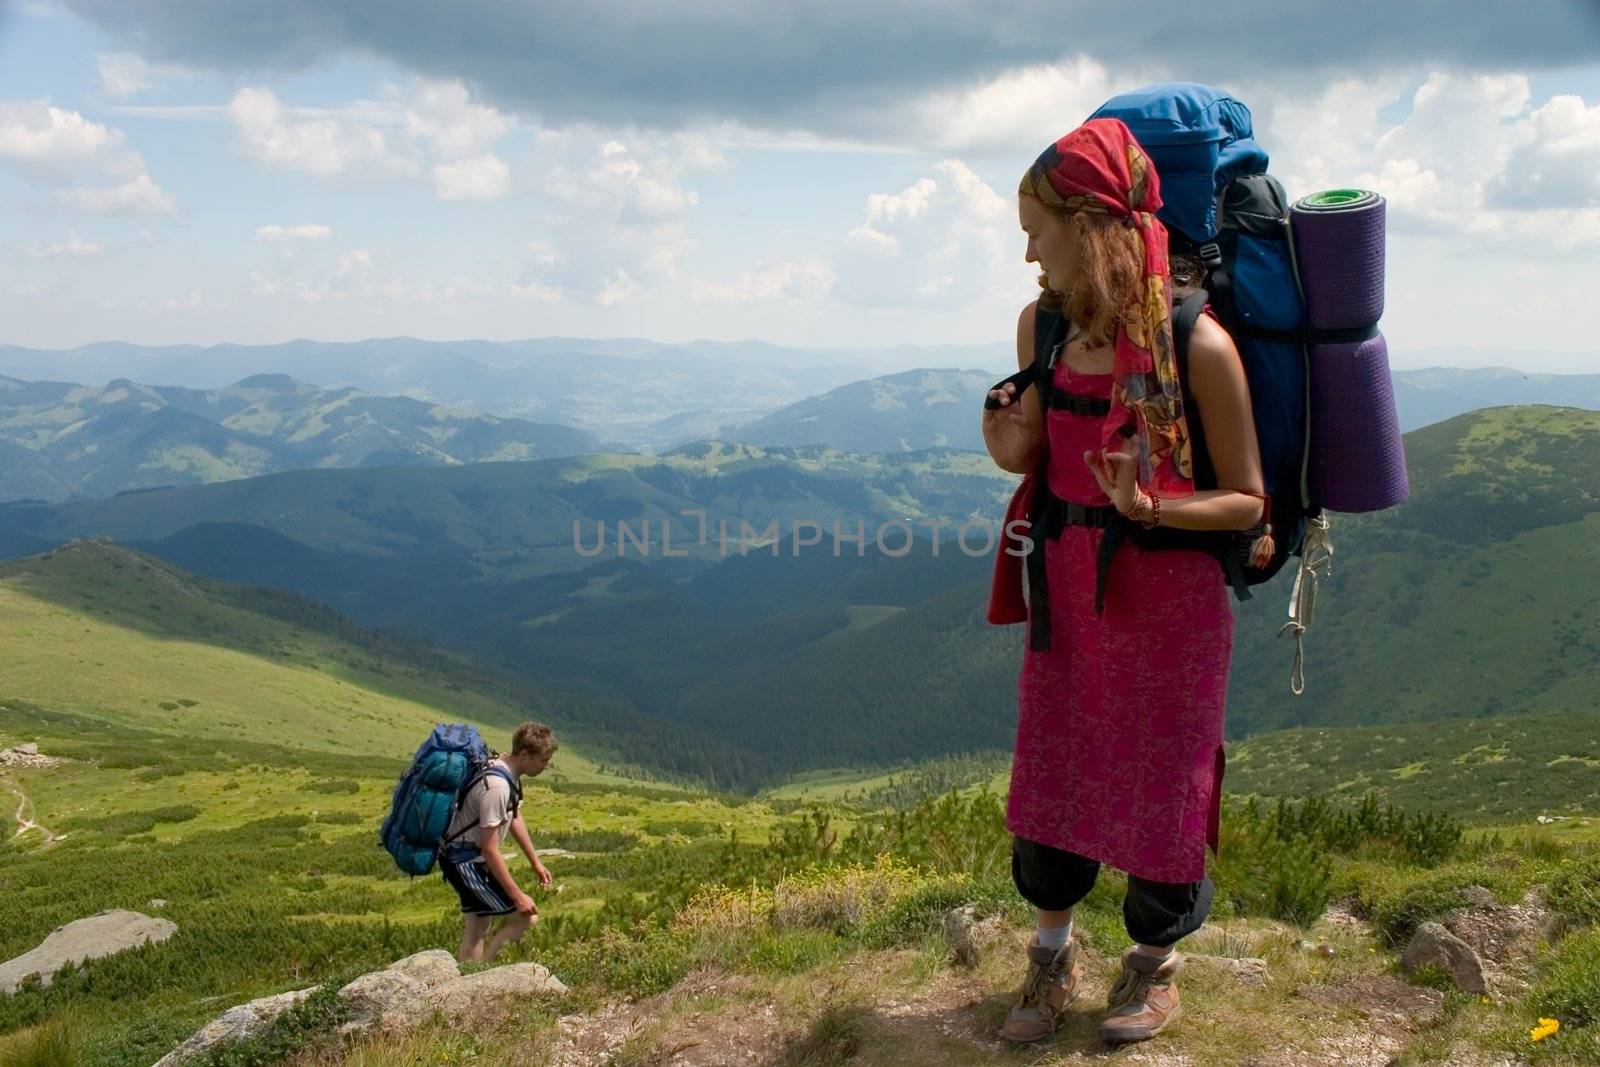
[1127,489,1161,528]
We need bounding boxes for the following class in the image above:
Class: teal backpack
[380,723,519,875]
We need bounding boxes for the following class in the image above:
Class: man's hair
[510,720,558,760]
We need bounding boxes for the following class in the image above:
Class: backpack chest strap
[1049,392,1111,415]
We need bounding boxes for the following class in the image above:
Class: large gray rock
[152,987,317,1066]
[0,743,58,767]
[429,962,569,1023]
[157,952,568,1062]
[340,954,567,1032]
[336,949,460,1032]
[1402,921,1488,994]
[0,909,177,994]
[1441,885,1551,997]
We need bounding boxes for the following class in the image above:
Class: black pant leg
[1011,835,1101,912]
[1122,873,1215,947]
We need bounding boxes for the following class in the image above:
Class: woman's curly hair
[1020,188,1208,346]
[1019,190,1143,349]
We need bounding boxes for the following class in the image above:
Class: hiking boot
[999,934,1083,1043]
[1099,946,1183,1044]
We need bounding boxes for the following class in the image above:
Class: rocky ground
[263,888,1557,1067]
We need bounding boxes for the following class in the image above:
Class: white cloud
[228,86,419,178]
[595,268,639,307]
[399,78,513,159]
[534,135,704,302]
[1256,71,1600,255]
[2,279,68,301]
[163,289,204,312]
[254,223,332,242]
[0,98,125,179]
[431,153,509,202]
[57,173,178,214]
[0,97,178,214]
[331,249,375,295]
[224,79,523,202]
[837,158,1025,309]
[1492,93,1600,208]
[21,232,105,259]
[895,56,1127,155]
[847,177,938,251]
[94,53,190,99]
[689,256,835,304]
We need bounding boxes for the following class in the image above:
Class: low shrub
[839,788,1009,880]
[190,981,353,1067]
[1546,853,1600,928]
[1532,926,1600,1029]
[1212,816,1333,926]
[306,779,360,795]
[71,805,201,838]
[544,828,640,852]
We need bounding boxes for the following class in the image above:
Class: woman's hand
[1084,447,1139,514]
[985,380,1028,424]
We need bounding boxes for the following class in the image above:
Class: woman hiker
[980,117,1267,1045]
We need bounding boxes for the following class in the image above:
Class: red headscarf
[1017,117,1194,494]
[988,119,1194,626]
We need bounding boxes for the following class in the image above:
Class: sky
[2,0,1599,372]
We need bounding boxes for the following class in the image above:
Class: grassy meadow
[2,538,1599,1064]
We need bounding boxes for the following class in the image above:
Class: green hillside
[1226,405,1600,735]
[1,406,1596,794]
[0,443,1015,581]
[0,537,621,780]
[1226,710,1600,821]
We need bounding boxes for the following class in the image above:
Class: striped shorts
[439,849,515,916]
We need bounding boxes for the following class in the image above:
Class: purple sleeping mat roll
[1292,189,1407,512]
[1310,333,1410,513]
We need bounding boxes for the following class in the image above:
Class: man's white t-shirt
[445,760,516,849]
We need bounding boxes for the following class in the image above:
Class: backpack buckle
[1198,241,1223,267]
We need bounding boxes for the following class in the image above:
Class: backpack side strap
[982,364,1039,410]
[439,764,522,847]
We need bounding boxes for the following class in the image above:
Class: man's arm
[478,824,536,915]
[508,814,553,887]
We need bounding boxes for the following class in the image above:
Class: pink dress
[1004,360,1233,885]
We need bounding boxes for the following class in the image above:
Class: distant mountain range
[0,372,599,502]
[0,336,1011,453]
[725,365,1600,452]
[5,352,1594,505]
[0,440,1015,592]
[1,405,1595,789]
[728,368,1000,452]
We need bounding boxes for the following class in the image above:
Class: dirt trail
[3,777,66,846]
[540,919,1500,1067]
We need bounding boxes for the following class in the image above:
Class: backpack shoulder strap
[1172,289,1213,489]
[487,765,523,817]
[440,762,519,845]
[982,302,1071,410]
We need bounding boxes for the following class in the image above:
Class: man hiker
[438,721,558,963]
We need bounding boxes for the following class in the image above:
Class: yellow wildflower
[1531,1017,1560,1042]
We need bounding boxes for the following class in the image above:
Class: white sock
[1037,920,1072,952]
[1135,943,1173,960]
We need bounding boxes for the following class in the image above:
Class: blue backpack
[1089,82,1314,588]
[380,723,520,876]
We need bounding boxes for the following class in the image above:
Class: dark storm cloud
[59,0,1600,130]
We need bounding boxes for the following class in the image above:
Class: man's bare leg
[459,913,492,963]
[484,912,533,962]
